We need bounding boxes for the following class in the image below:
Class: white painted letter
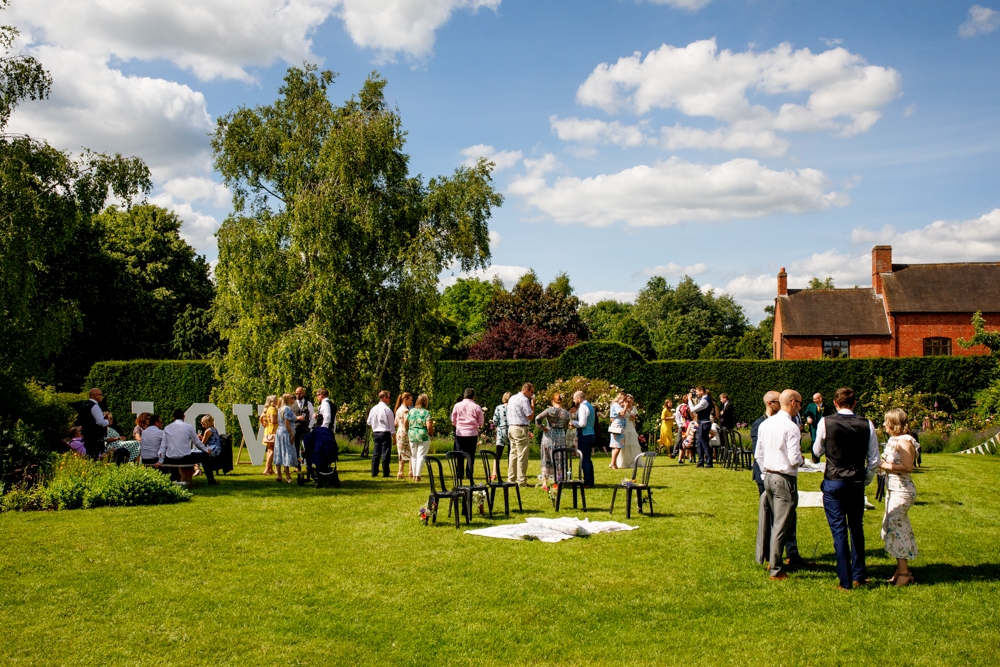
[185,403,227,435]
[233,404,265,465]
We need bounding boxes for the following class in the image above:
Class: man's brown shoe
[853,579,871,587]
[769,573,788,581]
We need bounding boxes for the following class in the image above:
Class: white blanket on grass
[465,517,638,543]
[798,491,876,510]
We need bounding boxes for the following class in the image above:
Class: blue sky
[9,0,1000,319]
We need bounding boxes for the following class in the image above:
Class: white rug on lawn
[798,491,877,510]
[465,517,638,542]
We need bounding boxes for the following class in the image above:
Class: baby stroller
[297,426,340,488]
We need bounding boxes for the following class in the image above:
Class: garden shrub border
[433,342,998,424]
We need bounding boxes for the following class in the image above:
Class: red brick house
[772,245,1000,359]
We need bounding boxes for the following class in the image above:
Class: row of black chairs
[713,427,753,471]
[424,448,659,528]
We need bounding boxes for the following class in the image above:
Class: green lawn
[2,451,999,666]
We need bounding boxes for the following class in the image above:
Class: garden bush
[1,454,191,512]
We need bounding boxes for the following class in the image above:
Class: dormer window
[923,337,952,356]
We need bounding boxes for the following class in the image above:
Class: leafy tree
[172,305,222,360]
[699,334,740,360]
[486,271,588,338]
[632,275,750,359]
[734,328,772,359]
[211,66,502,404]
[439,277,497,344]
[807,276,835,289]
[959,311,1000,353]
[0,0,50,128]
[467,320,578,360]
[1,11,151,393]
[580,299,634,341]
[610,316,655,360]
[43,205,213,386]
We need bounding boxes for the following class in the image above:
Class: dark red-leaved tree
[467,319,579,360]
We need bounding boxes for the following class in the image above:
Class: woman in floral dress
[394,392,412,480]
[880,408,919,586]
[534,392,570,489]
[491,392,511,481]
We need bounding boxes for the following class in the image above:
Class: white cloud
[550,116,655,148]
[10,1,500,81]
[459,144,523,170]
[904,103,917,117]
[634,262,707,278]
[440,264,530,289]
[640,0,711,10]
[579,290,637,304]
[6,45,213,180]
[576,38,901,151]
[851,209,1000,263]
[488,230,502,249]
[820,38,844,47]
[660,122,789,155]
[338,0,501,63]
[508,154,847,227]
[959,5,1000,38]
[161,177,231,208]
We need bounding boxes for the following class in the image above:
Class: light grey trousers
[756,486,800,565]
[763,472,798,577]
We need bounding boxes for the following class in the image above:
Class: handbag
[607,418,624,434]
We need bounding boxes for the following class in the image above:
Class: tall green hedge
[85,360,215,424]
[434,342,998,424]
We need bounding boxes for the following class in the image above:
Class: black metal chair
[447,451,490,520]
[479,450,522,515]
[610,451,656,518]
[424,455,466,528]
[551,447,587,512]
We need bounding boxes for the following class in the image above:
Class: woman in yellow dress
[261,395,278,476]
[658,399,674,453]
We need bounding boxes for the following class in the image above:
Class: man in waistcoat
[688,386,715,467]
[81,388,110,459]
[291,386,315,465]
[812,387,880,590]
[571,390,596,488]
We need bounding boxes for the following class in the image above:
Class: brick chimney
[872,245,892,295]
[777,267,788,296]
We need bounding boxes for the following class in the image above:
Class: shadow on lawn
[196,471,427,498]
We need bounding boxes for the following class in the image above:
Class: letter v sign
[233,404,266,466]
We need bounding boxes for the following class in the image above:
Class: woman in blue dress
[273,393,298,483]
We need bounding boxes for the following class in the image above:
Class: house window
[924,337,952,356]
[823,339,850,359]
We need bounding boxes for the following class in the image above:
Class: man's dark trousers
[577,433,595,486]
[695,420,712,466]
[371,431,392,477]
[821,478,867,588]
[454,435,478,482]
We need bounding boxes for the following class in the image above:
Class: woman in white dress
[618,394,642,472]
[880,408,918,586]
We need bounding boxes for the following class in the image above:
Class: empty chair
[424,455,466,528]
[551,447,587,512]
[479,449,522,515]
[447,451,490,520]
[610,451,657,519]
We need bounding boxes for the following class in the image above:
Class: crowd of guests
[752,386,919,589]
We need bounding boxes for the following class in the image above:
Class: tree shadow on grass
[196,472,424,498]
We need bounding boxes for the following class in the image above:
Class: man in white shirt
[812,386,880,590]
[754,389,804,581]
[139,415,164,464]
[82,388,110,458]
[367,390,395,478]
[316,388,335,431]
[157,409,214,486]
[506,383,535,487]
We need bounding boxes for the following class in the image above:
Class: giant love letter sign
[232,404,266,466]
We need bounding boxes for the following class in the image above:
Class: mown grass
[2,451,999,666]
